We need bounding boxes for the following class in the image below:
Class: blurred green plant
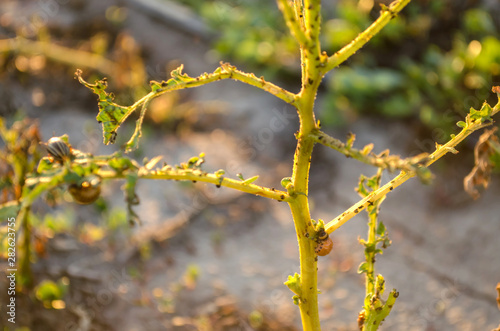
[320,1,500,130]
[176,0,500,134]
[176,0,299,76]
[34,278,69,309]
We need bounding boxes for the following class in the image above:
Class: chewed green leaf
[170,64,191,82]
[366,176,379,190]
[357,262,369,274]
[364,243,376,253]
[376,221,386,236]
[284,273,302,296]
[144,155,163,170]
[76,70,132,145]
[415,166,433,185]
[108,155,137,172]
[215,169,225,177]
[375,274,386,295]
[346,132,356,149]
[150,80,163,92]
[281,177,292,188]
[149,65,197,91]
[243,175,259,184]
[361,143,374,156]
[479,102,493,121]
[37,158,55,173]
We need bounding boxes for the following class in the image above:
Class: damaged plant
[5,0,500,330]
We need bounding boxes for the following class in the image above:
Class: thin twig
[323,0,411,73]
[310,129,429,176]
[325,96,500,234]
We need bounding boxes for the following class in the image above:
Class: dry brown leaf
[463,128,499,199]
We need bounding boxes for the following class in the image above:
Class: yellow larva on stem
[314,229,333,256]
[69,175,102,204]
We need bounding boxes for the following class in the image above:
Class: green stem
[277,0,309,47]
[325,171,412,235]
[18,205,33,289]
[289,27,323,331]
[325,97,500,235]
[323,0,411,73]
[364,207,377,296]
[310,129,428,174]
[364,289,399,331]
[364,170,383,296]
[289,104,318,329]
[289,198,320,331]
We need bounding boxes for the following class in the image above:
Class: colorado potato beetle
[45,137,71,162]
[314,229,333,256]
[69,175,101,204]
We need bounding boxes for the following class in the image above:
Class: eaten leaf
[76,70,131,145]
[284,273,302,296]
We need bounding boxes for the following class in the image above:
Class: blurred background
[1,0,500,330]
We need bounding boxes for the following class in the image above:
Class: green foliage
[285,272,302,305]
[34,278,69,308]
[106,207,129,231]
[177,0,297,75]
[248,310,264,328]
[75,70,133,145]
[319,3,500,131]
[183,264,201,289]
[33,210,75,234]
[177,0,499,132]
[356,170,395,331]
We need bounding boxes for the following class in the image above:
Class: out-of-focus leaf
[0,201,20,219]
[75,70,131,145]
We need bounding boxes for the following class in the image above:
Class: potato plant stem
[289,1,324,326]
[325,98,500,234]
[289,198,320,331]
[323,0,411,73]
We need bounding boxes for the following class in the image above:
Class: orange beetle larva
[69,175,102,204]
[314,229,333,256]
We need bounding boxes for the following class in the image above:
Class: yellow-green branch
[277,0,309,47]
[147,62,297,107]
[288,199,320,331]
[325,171,412,234]
[77,63,298,145]
[364,289,399,330]
[288,136,319,331]
[136,170,291,202]
[323,0,411,73]
[219,63,298,106]
[0,38,117,76]
[303,0,321,51]
[288,1,326,329]
[325,97,500,235]
[24,167,291,204]
[310,129,429,176]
